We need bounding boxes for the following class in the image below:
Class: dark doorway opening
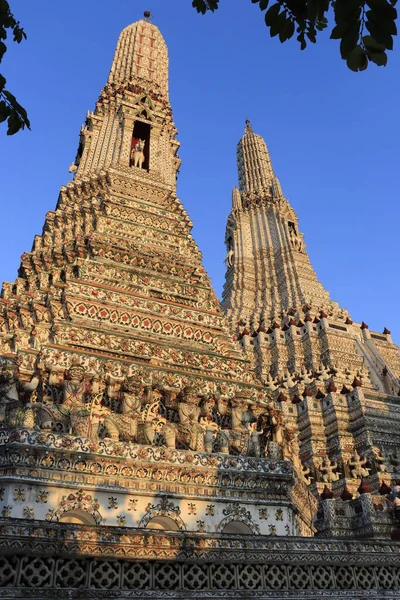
[130,121,150,170]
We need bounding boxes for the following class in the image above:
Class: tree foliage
[192,0,398,71]
[0,1,397,136]
[0,0,30,135]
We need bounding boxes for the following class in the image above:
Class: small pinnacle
[245,119,253,134]
[144,10,151,20]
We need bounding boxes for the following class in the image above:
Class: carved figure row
[313,449,392,484]
[0,359,287,459]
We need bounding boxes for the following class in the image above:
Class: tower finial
[245,119,253,134]
[143,10,152,21]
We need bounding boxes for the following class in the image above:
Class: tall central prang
[0,16,313,552]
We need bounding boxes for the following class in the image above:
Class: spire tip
[245,119,253,134]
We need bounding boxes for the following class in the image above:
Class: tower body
[223,122,400,501]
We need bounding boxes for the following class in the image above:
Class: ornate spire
[236,121,275,194]
[108,18,169,98]
[69,18,178,183]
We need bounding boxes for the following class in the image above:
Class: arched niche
[59,509,96,525]
[221,520,254,535]
[145,516,180,531]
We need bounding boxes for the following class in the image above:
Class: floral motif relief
[36,490,49,504]
[23,506,35,519]
[13,487,26,502]
[205,504,215,516]
[259,508,269,520]
[0,488,5,501]
[116,515,126,526]
[69,299,216,346]
[1,505,12,518]
[128,499,138,512]
[269,524,277,535]
[275,508,283,521]
[187,503,197,515]
[196,520,206,532]
[108,496,119,509]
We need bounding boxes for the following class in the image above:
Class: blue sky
[1,1,399,343]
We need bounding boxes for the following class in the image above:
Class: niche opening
[130,121,150,170]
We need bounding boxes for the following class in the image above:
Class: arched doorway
[59,508,96,525]
[221,520,254,535]
[145,516,180,531]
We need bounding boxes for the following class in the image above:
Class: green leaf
[0,40,6,61]
[3,89,16,104]
[270,11,287,38]
[346,45,369,71]
[192,0,207,14]
[16,102,28,121]
[366,0,397,20]
[6,111,22,135]
[0,99,10,122]
[363,34,386,52]
[306,29,317,43]
[365,19,394,48]
[265,3,281,26]
[280,18,295,42]
[13,26,26,44]
[340,29,359,58]
[297,32,307,50]
[368,50,388,65]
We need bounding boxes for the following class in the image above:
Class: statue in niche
[320,455,340,483]
[224,249,234,268]
[103,377,143,442]
[256,404,285,459]
[37,361,99,439]
[248,422,263,458]
[162,386,206,451]
[0,359,42,429]
[104,369,125,400]
[131,138,146,169]
[0,359,24,426]
[199,396,220,453]
[217,395,255,455]
[371,446,387,473]
[348,450,371,479]
[288,221,305,253]
[61,362,95,438]
[138,389,168,445]
[267,406,284,445]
